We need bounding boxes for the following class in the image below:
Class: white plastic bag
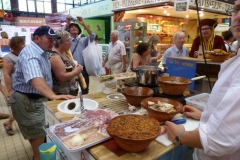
[82,39,103,76]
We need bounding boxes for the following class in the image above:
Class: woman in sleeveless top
[0,31,10,53]
[48,30,83,95]
[147,35,161,66]
[130,42,151,71]
[2,36,25,135]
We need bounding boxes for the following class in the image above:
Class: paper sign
[174,0,190,12]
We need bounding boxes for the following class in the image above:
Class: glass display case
[114,21,148,65]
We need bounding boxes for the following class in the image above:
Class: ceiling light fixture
[164,10,167,14]
[186,15,189,18]
[167,13,170,16]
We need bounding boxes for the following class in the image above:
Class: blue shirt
[162,45,188,65]
[13,41,52,94]
[70,32,95,66]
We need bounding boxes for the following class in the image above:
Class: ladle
[67,102,76,110]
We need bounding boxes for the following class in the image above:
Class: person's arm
[50,55,82,82]
[3,59,13,97]
[122,55,127,72]
[213,36,227,52]
[76,16,93,37]
[30,78,73,100]
[162,50,169,67]
[132,53,140,69]
[189,37,200,57]
[151,50,161,61]
[103,54,108,67]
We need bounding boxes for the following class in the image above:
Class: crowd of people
[0,10,239,160]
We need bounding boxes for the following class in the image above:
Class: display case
[114,21,148,65]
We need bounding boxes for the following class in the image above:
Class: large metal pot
[136,66,163,86]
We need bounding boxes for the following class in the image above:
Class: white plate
[57,98,98,114]
[107,94,125,100]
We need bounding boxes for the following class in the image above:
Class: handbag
[82,38,103,76]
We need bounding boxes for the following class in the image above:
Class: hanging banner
[174,0,190,12]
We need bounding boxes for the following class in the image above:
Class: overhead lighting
[164,10,167,14]
[137,9,142,12]
[186,15,189,18]
[200,13,204,17]
[167,13,170,16]
[150,15,153,17]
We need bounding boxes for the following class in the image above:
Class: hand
[193,51,199,57]
[165,121,185,143]
[102,61,105,67]
[122,67,127,73]
[76,16,85,25]
[183,105,202,120]
[53,94,75,100]
[159,126,167,135]
[73,64,83,74]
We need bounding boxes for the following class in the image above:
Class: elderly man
[103,30,127,74]
[164,1,240,159]
[68,16,95,95]
[162,31,188,67]
[189,19,227,57]
[9,26,74,160]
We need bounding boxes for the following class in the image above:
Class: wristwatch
[175,130,184,145]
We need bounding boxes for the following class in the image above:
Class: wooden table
[44,92,176,160]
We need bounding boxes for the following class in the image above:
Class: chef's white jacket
[193,53,240,160]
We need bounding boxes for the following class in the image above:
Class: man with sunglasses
[164,1,240,159]
[9,26,74,160]
[189,19,227,57]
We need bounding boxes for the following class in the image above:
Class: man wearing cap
[68,16,95,94]
[189,18,227,57]
[9,26,74,160]
[163,2,240,159]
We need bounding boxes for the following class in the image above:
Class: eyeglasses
[227,9,240,16]
[201,28,211,31]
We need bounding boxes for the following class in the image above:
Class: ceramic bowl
[121,87,154,106]
[141,97,183,122]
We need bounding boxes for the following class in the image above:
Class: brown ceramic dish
[106,114,160,152]
[157,76,192,95]
[121,87,154,106]
[209,53,229,62]
[141,97,183,122]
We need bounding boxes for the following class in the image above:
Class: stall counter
[44,91,178,160]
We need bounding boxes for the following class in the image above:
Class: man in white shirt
[103,30,127,74]
[164,1,240,159]
[162,31,188,67]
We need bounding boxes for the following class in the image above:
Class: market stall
[44,89,200,160]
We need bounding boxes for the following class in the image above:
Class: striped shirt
[13,41,52,94]
[70,32,95,66]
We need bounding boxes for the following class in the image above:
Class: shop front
[112,0,233,62]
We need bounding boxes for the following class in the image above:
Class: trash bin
[39,142,58,160]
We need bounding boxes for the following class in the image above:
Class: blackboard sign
[166,57,197,89]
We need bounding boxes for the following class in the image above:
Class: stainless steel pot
[136,66,163,86]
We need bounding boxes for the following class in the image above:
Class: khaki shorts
[9,91,47,139]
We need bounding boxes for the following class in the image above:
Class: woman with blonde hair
[2,36,25,135]
[48,29,83,95]
[147,35,161,66]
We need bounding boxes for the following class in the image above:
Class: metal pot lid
[136,65,162,71]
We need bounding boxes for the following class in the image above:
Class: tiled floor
[0,76,104,160]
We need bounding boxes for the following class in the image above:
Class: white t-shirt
[193,52,240,160]
[108,40,126,66]
[231,40,238,52]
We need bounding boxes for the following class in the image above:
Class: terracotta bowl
[209,53,229,62]
[106,114,160,152]
[141,97,183,122]
[121,87,154,106]
[157,76,192,95]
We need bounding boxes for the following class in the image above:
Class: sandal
[3,123,14,135]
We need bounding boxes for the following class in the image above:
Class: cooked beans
[107,115,160,140]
